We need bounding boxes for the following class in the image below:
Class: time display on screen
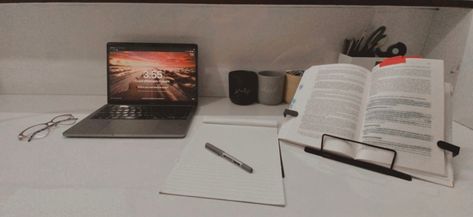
[143,70,163,79]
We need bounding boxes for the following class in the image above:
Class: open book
[278,58,453,186]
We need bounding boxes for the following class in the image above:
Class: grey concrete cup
[257,71,285,105]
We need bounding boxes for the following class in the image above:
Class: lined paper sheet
[160,119,285,206]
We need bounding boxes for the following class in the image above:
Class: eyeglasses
[18,114,78,142]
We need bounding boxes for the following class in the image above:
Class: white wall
[423,7,472,85]
[453,12,473,129]
[0,3,435,96]
[421,7,473,129]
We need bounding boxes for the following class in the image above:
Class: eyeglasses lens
[22,124,50,139]
[52,115,77,125]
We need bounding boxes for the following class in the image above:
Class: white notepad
[160,117,285,206]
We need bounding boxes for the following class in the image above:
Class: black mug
[228,70,258,105]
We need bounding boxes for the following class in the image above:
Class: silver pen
[205,142,254,173]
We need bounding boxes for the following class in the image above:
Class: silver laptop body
[63,42,198,138]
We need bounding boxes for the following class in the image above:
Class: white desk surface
[0,95,472,217]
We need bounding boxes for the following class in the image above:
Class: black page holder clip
[438,141,460,157]
[284,109,298,118]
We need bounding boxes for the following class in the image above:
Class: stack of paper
[160,118,285,206]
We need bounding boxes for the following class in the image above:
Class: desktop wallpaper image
[108,51,196,101]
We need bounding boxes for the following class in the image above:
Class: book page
[278,64,370,158]
[356,59,445,176]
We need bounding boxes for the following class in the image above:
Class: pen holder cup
[338,53,384,70]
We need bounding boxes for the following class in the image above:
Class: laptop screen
[107,43,197,104]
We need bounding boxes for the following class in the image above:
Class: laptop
[63,42,198,138]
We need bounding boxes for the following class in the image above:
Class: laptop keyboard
[91,105,192,120]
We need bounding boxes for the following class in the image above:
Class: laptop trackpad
[63,119,112,137]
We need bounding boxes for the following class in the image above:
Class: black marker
[205,142,253,173]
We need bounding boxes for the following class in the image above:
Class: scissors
[358,26,387,57]
[375,42,407,57]
[349,26,407,57]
